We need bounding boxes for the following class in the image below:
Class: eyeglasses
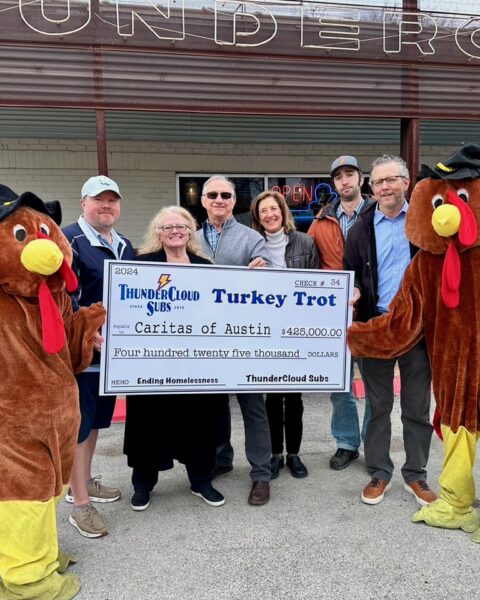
[158,224,190,233]
[370,175,406,188]
[204,191,234,200]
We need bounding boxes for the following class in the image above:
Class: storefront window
[267,176,337,231]
[179,174,369,231]
[178,175,264,227]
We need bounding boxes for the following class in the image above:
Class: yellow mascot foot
[57,549,78,574]
[471,528,480,544]
[0,572,80,600]
[412,498,480,532]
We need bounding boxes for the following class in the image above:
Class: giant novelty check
[100,261,354,395]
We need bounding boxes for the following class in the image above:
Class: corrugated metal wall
[0,109,478,145]
[1,46,478,119]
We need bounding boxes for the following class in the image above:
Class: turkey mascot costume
[348,143,480,544]
[0,185,106,598]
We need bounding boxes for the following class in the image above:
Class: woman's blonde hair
[250,190,296,236]
[138,206,202,255]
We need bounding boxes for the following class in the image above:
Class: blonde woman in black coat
[124,206,227,510]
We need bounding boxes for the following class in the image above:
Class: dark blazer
[343,203,418,322]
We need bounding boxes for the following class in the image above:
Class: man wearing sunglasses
[344,155,435,507]
[196,175,273,506]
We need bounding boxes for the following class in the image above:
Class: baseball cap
[81,175,121,199]
[330,155,361,177]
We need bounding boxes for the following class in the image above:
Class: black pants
[125,393,229,492]
[265,393,304,455]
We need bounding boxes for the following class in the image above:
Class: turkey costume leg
[0,496,80,600]
[412,426,480,535]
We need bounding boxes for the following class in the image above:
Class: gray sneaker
[68,504,109,538]
[65,476,121,504]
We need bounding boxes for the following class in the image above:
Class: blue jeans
[330,360,371,451]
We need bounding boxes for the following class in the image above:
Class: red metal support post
[95,108,108,176]
[400,118,419,194]
[400,0,419,194]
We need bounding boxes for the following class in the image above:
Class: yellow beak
[432,204,461,237]
[20,238,63,275]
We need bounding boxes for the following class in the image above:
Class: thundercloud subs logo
[118,274,200,315]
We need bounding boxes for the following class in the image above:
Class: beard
[339,188,360,203]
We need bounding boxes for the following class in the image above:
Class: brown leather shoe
[403,480,436,506]
[248,481,270,506]
[361,478,391,505]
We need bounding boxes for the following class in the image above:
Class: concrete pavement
[57,394,479,600]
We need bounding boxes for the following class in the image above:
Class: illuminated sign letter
[19,0,90,36]
[456,18,480,60]
[215,0,277,47]
[301,6,360,51]
[115,0,185,40]
[384,11,437,55]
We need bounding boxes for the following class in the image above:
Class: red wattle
[447,190,478,247]
[59,259,78,293]
[38,280,66,354]
[441,242,460,308]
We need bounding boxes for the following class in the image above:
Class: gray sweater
[196,217,272,266]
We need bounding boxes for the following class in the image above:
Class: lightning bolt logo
[157,274,171,290]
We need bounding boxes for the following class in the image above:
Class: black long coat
[123,249,228,474]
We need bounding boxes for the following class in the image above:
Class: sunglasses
[204,191,234,200]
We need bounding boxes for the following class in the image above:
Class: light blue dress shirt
[374,201,410,314]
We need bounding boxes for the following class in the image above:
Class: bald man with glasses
[196,175,273,505]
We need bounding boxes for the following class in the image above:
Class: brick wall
[0,138,456,247]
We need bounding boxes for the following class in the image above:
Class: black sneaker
[329,448,359,471]
[286,455,308,478]
[191,485,225,507]
[130,491,150,511]
[270,455,285,479]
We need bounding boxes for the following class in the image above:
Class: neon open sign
[271,183,337,207]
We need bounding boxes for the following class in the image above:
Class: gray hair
[370,154,410,179]
[201,175,236,199]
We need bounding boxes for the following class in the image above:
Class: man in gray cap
[63,175,135,537]
[308,155,374,470]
